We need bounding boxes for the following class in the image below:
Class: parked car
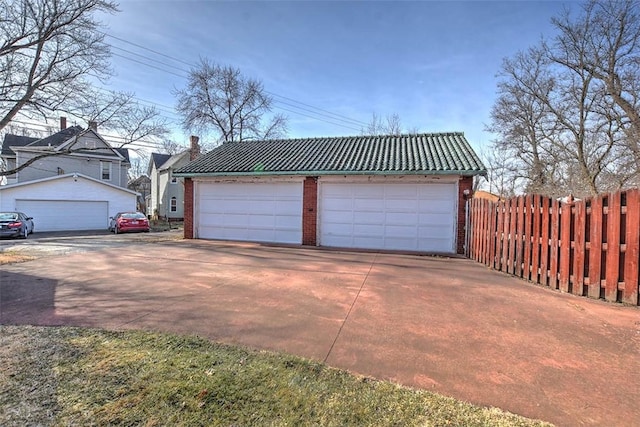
[109,212,150,234]
[0,212,34,239]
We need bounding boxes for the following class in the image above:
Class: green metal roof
[174,132,486,177]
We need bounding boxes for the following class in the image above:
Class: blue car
[0,212,34,239]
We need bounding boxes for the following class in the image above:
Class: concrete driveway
[1,238,638,426]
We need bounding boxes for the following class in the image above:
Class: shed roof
[175,132,486,177]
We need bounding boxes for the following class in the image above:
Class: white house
[0,120,137,231]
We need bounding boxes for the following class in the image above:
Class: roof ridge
[233,132,465,144]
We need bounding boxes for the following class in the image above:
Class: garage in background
[0,173,137,232]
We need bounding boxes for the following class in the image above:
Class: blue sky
[99,0,572,153]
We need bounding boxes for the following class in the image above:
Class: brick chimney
[190,135,201,161]
[60,116,67,130]
[88,121,98,131]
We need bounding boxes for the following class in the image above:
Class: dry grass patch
[0,251,34,265]
[0,326,553,427]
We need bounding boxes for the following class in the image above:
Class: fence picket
[540,197,550,287]
[549,199,560,290]
[559,199,572,292]
[531,195,542,283]
[523,195,532,280]
[588,196,603,299]
[623,189,640,305]
[502,199,511,273]
[508,198,518,274]
[573,201,586,296]
[515,196,525,277]
[605,192,622,302]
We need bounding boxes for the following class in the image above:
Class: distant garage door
[319,182,457,253]
[15,200,109,232]
[196,182,303,244]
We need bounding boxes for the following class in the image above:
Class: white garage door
[197,182,303,244]
[319,183,457,252]
[16,200,109,232]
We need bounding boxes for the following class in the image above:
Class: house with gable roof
[147,150,192,220]
[0,119,138,231]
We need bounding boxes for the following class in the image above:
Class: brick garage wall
[302,177,318,246]
[184,178,194,239]
[457,176,473,254]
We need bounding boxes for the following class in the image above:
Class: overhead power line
[101,31,369,131]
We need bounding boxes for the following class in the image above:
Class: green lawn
[0,326,552,426]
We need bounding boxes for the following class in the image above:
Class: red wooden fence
[466,189,640,305]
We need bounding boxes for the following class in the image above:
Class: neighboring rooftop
[26,125,83,148]
[175,133,487,176]
[1,134,38,156]
[2,126,129,162]
[151,153,172,169]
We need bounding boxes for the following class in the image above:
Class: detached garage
[175,133,486,254]
[0,173,138,232]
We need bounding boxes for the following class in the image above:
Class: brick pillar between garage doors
[184,178,194,239]
[302,177,318,246]
[457,176,474,254]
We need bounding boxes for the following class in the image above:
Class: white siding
[0,174,136,231]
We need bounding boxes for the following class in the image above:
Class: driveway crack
[323,253,378,364]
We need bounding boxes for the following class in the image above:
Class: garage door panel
[16,200,108,231]
[418,225,453,239]
[353,198,383,210]
[385,224,417,237]
[276,200,302,215]
[320,182,456,252]
[353,235,385,247]
[386,212,418,224]
[353,224,383,235]
[418,212,453,224]
[274,214,299,227]
[418,201,454,213]
[197,182,302,244]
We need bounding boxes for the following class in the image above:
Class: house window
[170,197,177,212]
[100,161,111,180]
[170,173,177,184]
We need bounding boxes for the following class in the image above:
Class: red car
[109,212,150,234]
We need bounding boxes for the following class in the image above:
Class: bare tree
[128,151,149,180]
[158,139,186,155]
[362,112,403,135]
[0,0,118,132]
[175,59,287,143]
[75,89,169,145]
[551,0,640,170]
[488,0,640,197]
